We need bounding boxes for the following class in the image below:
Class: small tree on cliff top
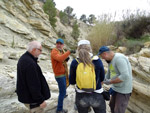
[43,0,57,28]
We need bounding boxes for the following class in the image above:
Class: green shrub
[43,0,57,28]
[71,21,80,40]
[141,33,150,42]
[59,11,69,25]
[80,14,87,23]
[64,6,75,19]
[88,14,96,25]
[125,39,144,54]
[120,10,150,39]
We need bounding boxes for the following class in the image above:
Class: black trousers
[76,92,106,113]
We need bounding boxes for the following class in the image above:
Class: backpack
[75,58,96,92]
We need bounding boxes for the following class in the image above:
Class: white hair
[27,41,41,52]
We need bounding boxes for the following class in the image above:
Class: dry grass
[87,17,116,53]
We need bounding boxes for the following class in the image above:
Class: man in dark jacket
[16,41,50,113]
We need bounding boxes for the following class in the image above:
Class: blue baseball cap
[97,46,110,55]
[56,38,64,44]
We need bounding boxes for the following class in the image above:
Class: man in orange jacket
[51,38,75,113]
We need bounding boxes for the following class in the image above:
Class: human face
[100,52,108,60]
[56,42,64,50]
[100,52,112,63]
[34,46,42,58]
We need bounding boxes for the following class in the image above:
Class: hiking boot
[56,109,68,113]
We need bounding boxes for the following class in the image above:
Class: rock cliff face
[0,0,90,113]
[0,0,58,63]
[127,45,150,113]
[0,0,150,113]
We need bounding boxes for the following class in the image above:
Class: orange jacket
[51,48,70,77]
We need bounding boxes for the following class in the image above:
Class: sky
[54,0,150,20]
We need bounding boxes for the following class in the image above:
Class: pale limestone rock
[132,65,150,82]
[16,43,27,49]
[55,17,76,44]
[144,41,150,48]
[128,91,150,113]
[0,97,29,113]
[77,20,91,40]
[128,56,138,67]
[0,11,30,34]
[49,85,59,92]
[133,80,150,97]
[116,46,127,53]
[0,39,7,46]
[45,92,58,111]
[138,56,150,73]
[42,38,56,49]
[8,52,20,60]
[0,74,16,97]
[8,72,16,78]
[139,48,150,58]
[0,51,4,60]
[55,18,73,36]
[107,45,117,51]
[128,53,150,113]
[29,18,51,35]
[26,33,37,40]
[39,54,49,60]
[21,0,34,10]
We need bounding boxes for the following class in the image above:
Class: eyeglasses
[36,48,42,52]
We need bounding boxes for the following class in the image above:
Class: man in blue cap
[56,38,64,44]
[98,46,133,113]
[51,38,75,113]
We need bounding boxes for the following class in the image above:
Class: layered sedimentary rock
[128,44,150,113]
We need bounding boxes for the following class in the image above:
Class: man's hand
[40,101,47,108]
[70,50,76,54]
[103,79,111,85]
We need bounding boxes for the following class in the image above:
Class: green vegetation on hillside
[71,21,80,40]
[59,11,69,25]
[43,0,57,28]
[59,6,76,25]
[58,6,80,39]
[87,10,150,54]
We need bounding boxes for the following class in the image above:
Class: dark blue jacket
[69,56,105,90]
[16,52,50,104]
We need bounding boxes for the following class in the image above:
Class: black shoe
[56,109,68,113]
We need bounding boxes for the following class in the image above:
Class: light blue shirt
[106,53,132,94]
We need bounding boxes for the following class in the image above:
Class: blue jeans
[76,92,106,113]
[56,76,66,111]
